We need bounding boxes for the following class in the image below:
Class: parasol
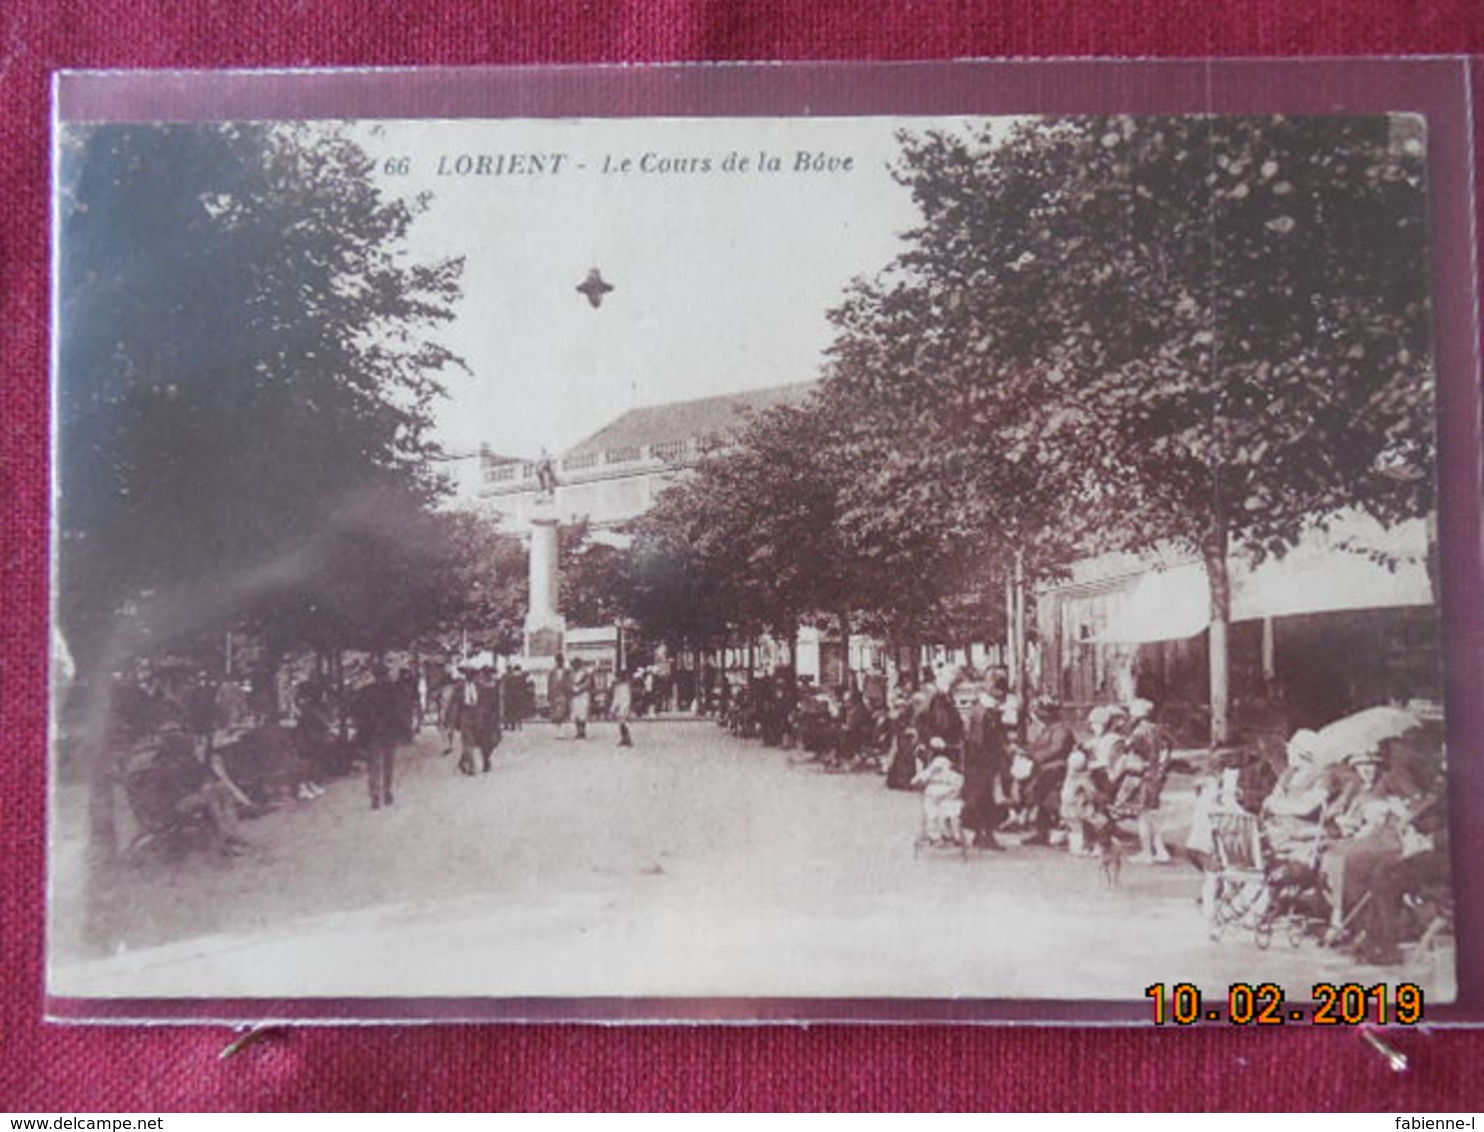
[1313,705,1423,764]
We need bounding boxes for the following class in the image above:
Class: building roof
[477,442,523,463]
[563,382,816,458]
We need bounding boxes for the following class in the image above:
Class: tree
[265,488,479,656]
[440,511,528,658]
[624,395,1008,667]
[55,121,466,865]
[827,115,1433,741]
[57,121,465,668]
[626,543,729,658]
[559,522,630,630]
[823,292,1069,670]
[626,400,866,655]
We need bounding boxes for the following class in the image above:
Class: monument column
[523,495,566,659]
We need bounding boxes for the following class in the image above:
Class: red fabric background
[4,2,1483,1112]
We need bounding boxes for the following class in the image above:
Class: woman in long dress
[570,658,592,739]
[547,654,573,737]
[610,671,635,747]
[885,682,919,790]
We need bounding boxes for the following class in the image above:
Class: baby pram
[1203,807,1330,949]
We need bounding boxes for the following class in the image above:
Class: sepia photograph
[48,83,1465,1021]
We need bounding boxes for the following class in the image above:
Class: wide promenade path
[52,717,1442,1005]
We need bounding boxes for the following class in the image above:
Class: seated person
[1317,746,1418,943]
[1354,797,1450,965]
[219,723,321,803]
[1261,729,1335,861]
[1102,742,1172,865]
[1101,741,1140,805]
[150,723,250,856]
[1012,698,1076,840]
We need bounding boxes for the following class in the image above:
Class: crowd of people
[109,651,657,854]
[716,660,1450,968]
[1186,711,1450,967]
[103,648,1451,968]
[720,663,1176,863]
[108,660,429,852]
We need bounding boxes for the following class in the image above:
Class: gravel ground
[48,719,1456,1007]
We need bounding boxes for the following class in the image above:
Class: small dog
[1081,813,1127,887]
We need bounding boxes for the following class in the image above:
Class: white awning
[1098,563,1209,644]
[1096,515,1434,644]
[1233,517,1433,621]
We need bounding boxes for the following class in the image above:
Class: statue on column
[534,448,558,499]
[525,446,565,661]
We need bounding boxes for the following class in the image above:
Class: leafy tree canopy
[624,396,1006,649]
[56,121,466,665]
[829,115,1434,571]
[559,522,629,631]
[825,114,1435,740]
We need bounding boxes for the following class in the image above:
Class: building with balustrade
[469,382,818,682]
[478,382,816,531]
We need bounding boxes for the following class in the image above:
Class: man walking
[449,665,501,774]
[354,662,405,810]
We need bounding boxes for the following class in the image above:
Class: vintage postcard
[47,60,1482,1024]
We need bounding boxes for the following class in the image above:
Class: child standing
[1060,749,1102,856]
[1125,698,1173,864]
[912,737,965,845]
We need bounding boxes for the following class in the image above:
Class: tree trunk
[263,641,284,722]
[838,607,853,687]
[1204,542,1233,747]
[1005,574,1016,681]
[335,649,350,742]
[1011,549,1028,703]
